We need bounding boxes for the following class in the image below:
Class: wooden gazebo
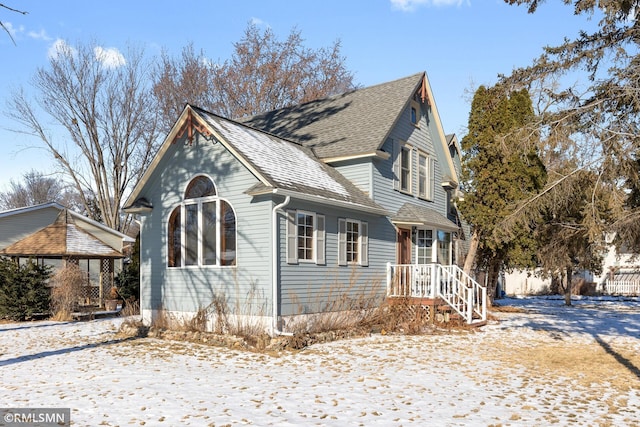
[0,209,124,306]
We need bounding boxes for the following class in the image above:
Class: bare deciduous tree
[0,169,79,210]
[6,41,161,232]
[153,22,355,131]
[0,3,27,45]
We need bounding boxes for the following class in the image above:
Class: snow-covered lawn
[1,296,639,426]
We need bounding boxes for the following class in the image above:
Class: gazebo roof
[0,209,124,259]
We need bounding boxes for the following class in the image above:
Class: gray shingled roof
[392,203,459,231]
[193,107,386,214]
[242,73,425,160]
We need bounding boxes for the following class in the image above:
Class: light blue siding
[276,199,393,316]
[137,132,273,316]
[332,161,372,197]
[372,100,449,215]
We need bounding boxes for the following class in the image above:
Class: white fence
[599,280,640,296]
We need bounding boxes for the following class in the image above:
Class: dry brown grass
[120,299,140,317]
[287,276,386,335]
[480,334,640,392]
[490,304,528,313]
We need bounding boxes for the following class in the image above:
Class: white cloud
[94,46,126,69]
[390,0,467,11]
[250,16,270,28]
[27,29,51,41]
[48,38,76,60]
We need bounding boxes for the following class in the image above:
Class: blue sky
[0,0,600,192]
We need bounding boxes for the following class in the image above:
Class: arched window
[167,176,236,267]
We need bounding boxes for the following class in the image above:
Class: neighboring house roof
[0,209,124,258]
[392,203,459,232]
[0,202,135,244]
[126,106,387,215]
[242,72,426,161]
[609,270,640,282]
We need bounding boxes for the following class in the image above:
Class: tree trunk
[564,266,572,306]
[463,231,479,275]
[485,259,501,307]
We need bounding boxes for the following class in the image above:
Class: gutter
[271,195,292,336]
[272,188,388,216]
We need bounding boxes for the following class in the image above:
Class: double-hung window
[167,176,237,267]
[338,218,368,266]
[418,152,434,200]
[416,229,433,264]
[286,210,325,265]
[400,144,412,193]
[393,140,414,194]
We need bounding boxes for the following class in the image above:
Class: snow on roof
[0,209,123,258]
[199,111,349,197]
[65,224,123,257]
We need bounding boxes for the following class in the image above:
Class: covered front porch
[386,263,487,324]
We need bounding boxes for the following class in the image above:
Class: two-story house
[124,72,486,335]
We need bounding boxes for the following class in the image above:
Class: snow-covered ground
[1,296,639,426]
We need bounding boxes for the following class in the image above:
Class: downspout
[272,194,291,336]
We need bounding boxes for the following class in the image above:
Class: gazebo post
[99,258,115,308]
[99,262,104,307]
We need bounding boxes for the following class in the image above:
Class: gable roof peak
[241,72,429,160]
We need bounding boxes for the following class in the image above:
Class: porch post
[386,262,392,297]
[430,263,438,298]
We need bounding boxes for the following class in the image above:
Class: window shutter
[316,214,325,265]
[286,210,298,264]
[430,157,436,201]
[411,148,418,196]
[391,139,400,190]
[360,221,369,267]
[338,218,347,266]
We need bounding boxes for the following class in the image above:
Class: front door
[397,229,412,264]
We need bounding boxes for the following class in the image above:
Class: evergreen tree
[0,258,51,321]
[534,170,606,305]
[503,0,640,253]
[115,233,140,303]
[459,86,546,302]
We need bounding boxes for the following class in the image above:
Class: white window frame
[416,229,434,264]
[338,218,369,267]
[297,210,315,263]
[418,151,434,201]
[400,143,412,194]
[345,220,359,264]
[168,195,237,268]
[286,210,325,265]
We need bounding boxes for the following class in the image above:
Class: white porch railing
[386,263,487,324]
[600,279,640,296]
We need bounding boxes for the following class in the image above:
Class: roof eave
[391,217,459,232]
[322,150,391,164]
[272,188,388,216]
